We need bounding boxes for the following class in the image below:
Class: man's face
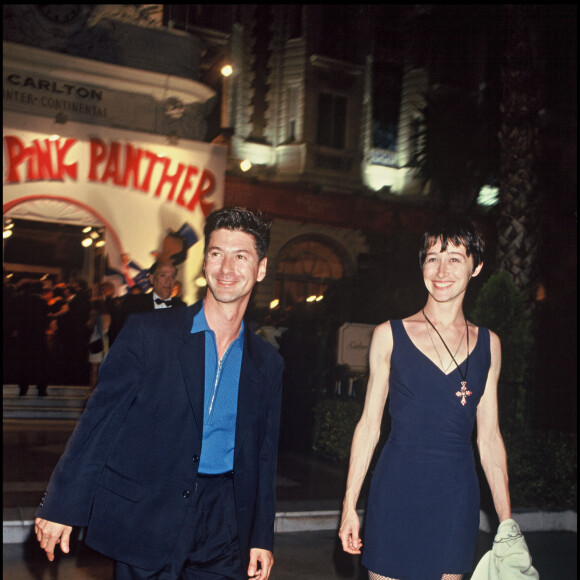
[203,229,267,306]
[150,264,177,300]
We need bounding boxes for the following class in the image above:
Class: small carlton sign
[337,323,376,373]
[4,69,156,132]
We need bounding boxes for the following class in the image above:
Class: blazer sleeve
[250,351,284,551]
[35,314,148,526]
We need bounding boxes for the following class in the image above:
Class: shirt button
[192,455,199,463]
[182,490,191,498]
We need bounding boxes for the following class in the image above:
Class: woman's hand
[338,510,363,554]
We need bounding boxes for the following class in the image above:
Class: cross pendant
[455,381,472,406]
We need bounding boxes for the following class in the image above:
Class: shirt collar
[191,302,211,333]
[191,302,245,341]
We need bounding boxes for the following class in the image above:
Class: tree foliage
[469,272,533,428]
[410,86,500,212]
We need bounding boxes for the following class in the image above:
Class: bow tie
[155,298,172,307]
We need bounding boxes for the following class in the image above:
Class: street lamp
[221,64,233,77]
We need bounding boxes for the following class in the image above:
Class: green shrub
[312,399,362,464]
[503,430,577,510]
[469,272,533,428]
[311,404,577,510]
[469,271,532,385]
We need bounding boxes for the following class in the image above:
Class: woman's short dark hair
[419,219,485,273]
[204,207,271,262]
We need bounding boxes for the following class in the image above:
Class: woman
[339,220,511,580]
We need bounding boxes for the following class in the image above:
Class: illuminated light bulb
[81,237,93,247]
[221,64,233,77]
[270,299,280,310]
[240,159,252,172]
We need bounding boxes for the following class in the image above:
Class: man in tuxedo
[34,207,284,580]
[122,260,187,315]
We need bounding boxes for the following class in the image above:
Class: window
[316,93,347,149]
[163,5,235,33]
[372,62,402,150]
[286,5,302,39]
[287,86,299,142]
[273,238,345,310]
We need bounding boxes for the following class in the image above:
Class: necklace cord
[425,322,466,372]
[422,309,469,380]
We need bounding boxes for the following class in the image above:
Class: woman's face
[422,238,482,304]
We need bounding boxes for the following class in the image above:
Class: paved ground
[3,529,577,579]
[3,419,577,579]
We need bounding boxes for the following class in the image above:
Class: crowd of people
[3,259,186,395]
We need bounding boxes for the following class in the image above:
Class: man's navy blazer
[35,300,284,570]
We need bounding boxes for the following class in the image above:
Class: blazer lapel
[235,331,266,453]
[176,303,205,440]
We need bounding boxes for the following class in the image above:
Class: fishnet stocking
[369,573,463,580]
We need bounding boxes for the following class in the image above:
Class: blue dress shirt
[191,303,244,474]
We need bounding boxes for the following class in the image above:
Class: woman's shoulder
[374,319,396,335]
[469,324,497,341]
[469,325,500,359]
[372,319,403,346]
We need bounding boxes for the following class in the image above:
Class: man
[14,281,50,396]
[57,279,91,383]
[122,260,187,315]
[35,207,284,580]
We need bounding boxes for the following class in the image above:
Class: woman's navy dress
[362,319,491,580]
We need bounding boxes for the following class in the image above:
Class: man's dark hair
[204,207,271,262]
[419,219,485,273]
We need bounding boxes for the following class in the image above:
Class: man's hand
[248,548,274,579]
[34,517,73,562]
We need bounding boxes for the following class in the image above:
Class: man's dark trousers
[115,473,243,579]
